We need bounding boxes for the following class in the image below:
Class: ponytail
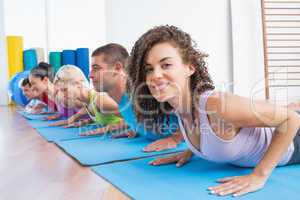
[30,62,54,82]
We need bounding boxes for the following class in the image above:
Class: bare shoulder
[95,92,114,102]
[205,91,229,113]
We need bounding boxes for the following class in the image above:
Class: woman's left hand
[44,114,61,121]
[80,128,104,136]
[143,135,180,152]
[208,173,268,197]
[111,131,137,139]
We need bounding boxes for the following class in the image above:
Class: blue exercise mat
[92,156,300,200]
[25,119,62,129]
[56,136,187,166]
[18,111,56,120]
[35,124,100,142]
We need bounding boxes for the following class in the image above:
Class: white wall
[4,0,47,50]
[46,0,106,52]
[231,0,266,100]
[3,0,106,55]
[1,0,106,105]
[2,0,297,106]
[0,0,9,105]
[106,0,234,91]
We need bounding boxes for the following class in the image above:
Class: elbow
[290,110,300,129]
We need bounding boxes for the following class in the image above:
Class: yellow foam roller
[7,36,24,78]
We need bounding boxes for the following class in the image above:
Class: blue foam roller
[62,50,76,65]
[23,49,37,71]
[76,48,89,79]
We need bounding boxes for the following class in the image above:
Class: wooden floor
[0,106,130,200]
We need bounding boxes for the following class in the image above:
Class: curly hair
[126,25,214,131]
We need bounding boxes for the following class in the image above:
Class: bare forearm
[171,129,183,143]
[69,108,87,123]
[254,111,300,177]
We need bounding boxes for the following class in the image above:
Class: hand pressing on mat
[143,131,183,152]
[44,113,61,121]
[80,127,105,136]
[49,119,69,126]
[64,119,92,128]
[207,172,267,197]
[111,131,137,139]
[149,149,193,167]
[80,120,130,136]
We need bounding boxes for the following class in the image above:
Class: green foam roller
[49,52,62,74]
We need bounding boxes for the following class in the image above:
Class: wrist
[170,134,181,143]
[253,168,272,179]
[68,116,76,123]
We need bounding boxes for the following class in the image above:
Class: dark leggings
[287,110,300,165]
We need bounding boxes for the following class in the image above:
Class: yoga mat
[76,48,89,79]
[56,136,187,166]
[62,50,76,65]
[18,111,55,120]
[18,110,95,129]
[33,47,45,63]
[92,157,300,200]
[49,52,62,74]
[35,124,101,142]
[23,49,37,71]
[6,36,23,78]
[25,118,62,129]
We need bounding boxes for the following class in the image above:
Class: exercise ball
[8,70,30,106]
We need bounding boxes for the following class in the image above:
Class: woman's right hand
[149,150,193,167]
[143,133,182,152]
[49,115,78,127]
[49,119,68,126]
[63,119,90,128]
[44,114,61,121]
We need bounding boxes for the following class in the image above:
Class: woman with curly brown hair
[126,25,300,197]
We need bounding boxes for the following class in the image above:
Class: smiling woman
[127,26,214,130]
[29,62,57,112]
[127,25,300,197]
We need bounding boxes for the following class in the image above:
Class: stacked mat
[7,36,23,78]
[23,47,45,71]
[51,48,89,78]
[18,111,300,200]
[6,35,89,84]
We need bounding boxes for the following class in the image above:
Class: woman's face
[55,80,82,107]
[144,42,194,103]
[29,75,48,96]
